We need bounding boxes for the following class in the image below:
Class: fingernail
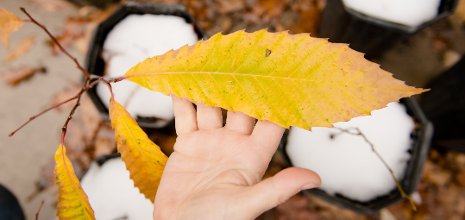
[301,184,315,190]
[301,181,321,190]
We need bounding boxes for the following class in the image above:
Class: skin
[153,97,321,220]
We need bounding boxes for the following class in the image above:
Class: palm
[153,97,320,220]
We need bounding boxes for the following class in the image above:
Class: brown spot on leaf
[266,49,271,57]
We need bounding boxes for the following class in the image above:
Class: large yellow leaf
[109,98,168,202]
[125,30,425,129]
[54,145,95,220]
[0,8,24,47]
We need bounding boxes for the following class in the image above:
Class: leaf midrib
[127,71,322,81]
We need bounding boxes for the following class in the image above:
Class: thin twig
[60,77,114,144]
[35,200,44,220]
[20,7,91,79]
[60,78,90,145]
[9,95,79,137]
[9,8,125,140]
[9,78,105,137]
[332,127,417,211]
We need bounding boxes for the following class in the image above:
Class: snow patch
[286,102,414,201]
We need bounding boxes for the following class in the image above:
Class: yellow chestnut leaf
[109,98,168,202]
[125,30,425,129]
[55,145,95,220]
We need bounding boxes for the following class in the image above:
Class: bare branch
[60,78,89,145]
[332,127,417,211]
[35,200,44,220]
[20,7,91,79]
[60,77,115,145]
[9,95,79,137]
[7,7,126,137]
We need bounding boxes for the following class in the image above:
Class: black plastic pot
[0,184,25,220]
[279,98,433,214]
[420,56,465,152]
[319,0,457,59]
[66,0,118,8]
[85,2,205,128]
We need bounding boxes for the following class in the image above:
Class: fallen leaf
[4,36,35,62]
[109,98,168,202]
[457,170,465,187]
[453,0,465,24]
[216,0,245,14]
[54,145,95,220]
[0,8,23,47]
[290,0,322,34]
[125,30,426,129]
[443,50,461,68]
[253,0,287,21]
[93,122,116,158]
[3,66,46,86]
[149,132,177,156]
[52,17,91,55]
[31,0,73,12]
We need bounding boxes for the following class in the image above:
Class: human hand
[153,97,321,220]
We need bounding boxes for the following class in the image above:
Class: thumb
[242,167,321,219]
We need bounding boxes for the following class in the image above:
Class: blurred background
[1,0,464,219]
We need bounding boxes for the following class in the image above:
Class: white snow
[342,0,441,28]
[81,158,153,220]
[96,14,199,127]
[286,102,414,201]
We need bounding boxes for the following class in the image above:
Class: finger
[197,103,223,130]
[241,167,320,219]
[251,120,285,157]
[225,111,255,135]
[172,96,197,135]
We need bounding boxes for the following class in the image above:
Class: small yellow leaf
[125,30,426,129]
[0,8,24,47]
[4,36,34,62]
[109,98,168,202]
[54,145,95,220]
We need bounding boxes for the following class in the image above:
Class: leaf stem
[35,200,44,220]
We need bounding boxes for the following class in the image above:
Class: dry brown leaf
[453,0,465,24]
[443,50,461,68]
[0,8,23,47]
[253,0,287,21]
[216,0,245,14]
[3,36,35,62]
[52,17,91,55]
[149,132,177,156]
[31,0,74,12]
[3,66,46,86]
[93,123,116,158]
[290,1,322,34]
[457,170,465,187]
